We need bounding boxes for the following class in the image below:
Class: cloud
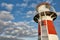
[30,20,35,22]
[56,12,60,16]
[1,22,37,37]
[0,10,37,38]
[0,11,14,21]
[1,3,14,11]
[0,21,37,37]
[0,36,23,40]
[0,21,14,34]
[16,2,37,8]
[27,11,33,15]
[27,10,37,15]
[23,0,30,3]
[16,3,28,7]
[29,3,37,8]
[26,10,37,18]
[0,10,14,34]
[26,15,31,18]
[0,2,38,39]
[20,3,27,7]
[44,0,53,4]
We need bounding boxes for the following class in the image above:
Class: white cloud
[16,3,20,7]
[26,10,37,18]
[21,3,27,7]
[0,21,37,37]
[16,3,27,7]
[0,8,37,39]
[45,0,53,4]
[27,10,37,15]
[29,3,37,8]
[0,10,37,38]
[30,20,35,22]
[23,0,30,3]
[1,3,13,11]
[26,15,31,18]
[0,11,14,21]
[27,11,33,15]
[52,3,56,5]
[0,35,23,40]
[56,12,60,16]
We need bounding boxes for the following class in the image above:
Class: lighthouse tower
[33,3,59,40]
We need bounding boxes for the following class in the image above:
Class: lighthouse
[33,2,59,40]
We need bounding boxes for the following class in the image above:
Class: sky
[0,0,60,40]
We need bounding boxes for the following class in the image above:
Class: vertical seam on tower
[39,12,42,40]
[44,11,49,40]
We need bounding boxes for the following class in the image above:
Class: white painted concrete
[48,34,59,40]
[37,5,50,13]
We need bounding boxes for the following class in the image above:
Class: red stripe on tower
[38,21,41,35]
[42,20,57,34]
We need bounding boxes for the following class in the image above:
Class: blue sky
[0,0,60,40]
